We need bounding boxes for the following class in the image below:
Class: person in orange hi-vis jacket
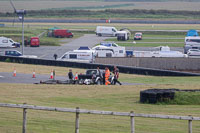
[105,67,111,85]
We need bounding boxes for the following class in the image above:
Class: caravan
[92,42,126,57]
[117,31,130,41]
[0,37,20,48]
[96,26,118,37]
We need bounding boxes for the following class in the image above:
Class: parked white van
[95,26,118,37]
[184,36,200,54]
[0,37,20,48]
[92,42,126,57]
[58,47,96,63]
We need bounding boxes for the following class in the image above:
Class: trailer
[92,42,126,57]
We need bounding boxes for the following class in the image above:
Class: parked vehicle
[117,31,129,41]
[126,50,133,57]
[186,29,199,37]
[0,37,20,48]
[53,29,73,38]
[96,26,118,37]
[134,32,142,40]
[30,37,40,47]
[5,50,38,58]
[78,69,114,85]
[184,36,200,54]
[187,49,200,57]
[57,47,96,63]
[92,42,126,57]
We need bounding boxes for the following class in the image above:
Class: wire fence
[0,103,200,133]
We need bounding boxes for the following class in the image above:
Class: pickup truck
[78,69,114,85]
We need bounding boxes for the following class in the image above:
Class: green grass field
[0,62,200,132]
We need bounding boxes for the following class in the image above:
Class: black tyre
[97,80,101,85]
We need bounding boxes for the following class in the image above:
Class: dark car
[5,50,22,56]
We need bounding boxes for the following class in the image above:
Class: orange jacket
[105,69,110,78]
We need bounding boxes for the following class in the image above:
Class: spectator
[113,66,122,85]
[68,69,74,80]
[97,67,103,84]
[105,67,111,85]
[53,54,58,60]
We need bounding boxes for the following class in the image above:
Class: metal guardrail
[0,103,199,133]
[0,55,200,76]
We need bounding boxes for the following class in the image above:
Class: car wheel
[98,33,102,37]
[97,80,101,85]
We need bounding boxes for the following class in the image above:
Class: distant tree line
[1,9,200,18]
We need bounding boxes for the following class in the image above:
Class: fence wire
[79,114,130,133]
[135,117,200,133]
[0,107,23,133]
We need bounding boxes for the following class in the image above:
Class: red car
[53,29,73,38]
[134,32,142,40]
[30,37,40,47]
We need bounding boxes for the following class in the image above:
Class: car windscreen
[186,39,200,43]
[86,70,97,75]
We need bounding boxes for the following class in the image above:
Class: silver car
[187,49,200,56]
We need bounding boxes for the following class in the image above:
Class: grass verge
[0,62,200,132]
[162,91,200,105]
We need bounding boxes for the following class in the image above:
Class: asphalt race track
[1,19,200,24]
[0,72,67,84]
[0,72,147,85]
[0,34,109,60]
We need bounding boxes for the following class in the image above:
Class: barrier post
[22,104,27,133]
[130,111,135,133]
[75,107,80,133]
[188,116,192,133]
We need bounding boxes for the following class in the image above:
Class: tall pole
[22,15,24,55]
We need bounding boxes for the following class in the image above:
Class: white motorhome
[0,37,20,48]
[58,47,96,63]
[96,26,118,37]
[133,46,187,58]
[184,36,200,54]
[92,42,126,57]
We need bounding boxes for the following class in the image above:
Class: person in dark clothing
[68,69,74,80]
[97,67,103,84]
[53,54,58,60]
[113,66,122,85]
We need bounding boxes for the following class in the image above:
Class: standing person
[68,69,74,80]
[97,67,103,84]
[53,54,58,60]
[113,66,122,85]
[105,67,111,85]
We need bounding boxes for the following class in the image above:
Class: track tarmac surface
[0,72,146,85]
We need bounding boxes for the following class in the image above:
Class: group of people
[98,66,121,85]
[68,66,122,85]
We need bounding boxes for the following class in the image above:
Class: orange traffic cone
[32,70,36,78]
[75,72,78,80]
[13,68,16,77]
[50,70,53,79]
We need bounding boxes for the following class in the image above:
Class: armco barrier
[1,55,200,76]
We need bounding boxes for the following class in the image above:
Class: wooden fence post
[188,117,192,133]
[22,105,27,133]
[130,111,135,133]
[75,107,80,133]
